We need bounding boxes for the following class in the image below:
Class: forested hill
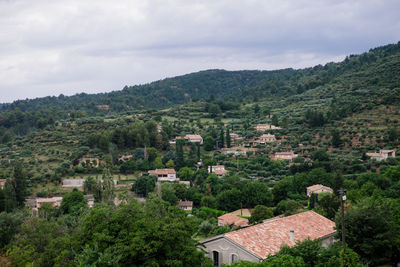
[0,41,399,135]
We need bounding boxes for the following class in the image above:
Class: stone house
[35,197,63,208]
[148,168,178,182]
[177,200,193,211]
[208,165,228,177]
[272,151,298,161]
[306,184,334,197]
[201,211,336,266]
[256,134,276,144]
[366,149,396,161]
[255,124,281,131]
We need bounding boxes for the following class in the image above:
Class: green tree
[331,129,342,147]
[242,181,273,208]
[175,139,185,169]
[218,128,224,148]
[249,205,274,224]
[60,188,88,215]
[335,198,400,265]
[216,189,242,211]
[133,175,156,197]
[204,136,215,151]
[226,128,231,148]
[0,211,26,248]
[179,167,194,181]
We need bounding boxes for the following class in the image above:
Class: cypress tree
[226,128,231,148]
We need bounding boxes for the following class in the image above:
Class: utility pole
[339,188,346,266]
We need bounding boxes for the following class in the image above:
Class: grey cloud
[0,0,399,103]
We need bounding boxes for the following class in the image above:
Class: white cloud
[0,0,399,102]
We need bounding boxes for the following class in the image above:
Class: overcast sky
[0,0,399,103]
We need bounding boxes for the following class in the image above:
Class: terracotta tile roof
[218,213,249,227]
[148,168,176,175]
[307,184,332,192]
[177,201,193,207]
[224,210,335,259]
[185,134,202,140]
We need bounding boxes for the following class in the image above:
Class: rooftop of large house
[205,210,335,260]
[148,168,176,175]
[184,134,203,140]
[218,213,249,227]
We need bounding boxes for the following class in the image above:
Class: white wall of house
[202,237,260,266]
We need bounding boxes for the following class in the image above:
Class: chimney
[290,229,295,242]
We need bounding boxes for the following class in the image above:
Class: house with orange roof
[307,184,333,197]
[208,165,228,177]
[272,151,298,161]
[0,179,6,189]
[256,134,276,144]
[366,149,396,161]
[148,168,177,182]
[184,134,203,144]
[201,211,335,266]
[218,213,249,228]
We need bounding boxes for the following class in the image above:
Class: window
[231,254,238,263]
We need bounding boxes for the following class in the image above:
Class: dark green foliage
[0,211,26,249]
[226,128,231,148]
[132,175,156,197]
[60,189,88,215]
[242,181,273,208]
[75,199,211,266]
[305,109,326,127]
[249,205,274,224]
[336,197,400,265]
[216,188,242,211]
[204,136,215,151]
[331,129,343,147]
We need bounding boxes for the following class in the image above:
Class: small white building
[148,169,178,182]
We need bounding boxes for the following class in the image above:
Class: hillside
[1,41,399,139]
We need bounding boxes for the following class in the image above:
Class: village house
[366,149,396,161]
[208,165,228,177]
[307,184,334,197]
[156,124,162,133]
[256,134,277,144]
[35,197,63,208]
[218,213,249,228]
[170,134,203,145]
[96,105,110,110]
[118,155,133,162]
[177,200,193,211]
[272,151,298,161]
[184,134,203,144]
[148,168,178,182]
[202,211,336,266]
[0,179,6,189]
[255,124,281,131]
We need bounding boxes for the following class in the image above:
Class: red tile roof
[224,210,335,259]
[148,168,176,175]
[218,213,249,227]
